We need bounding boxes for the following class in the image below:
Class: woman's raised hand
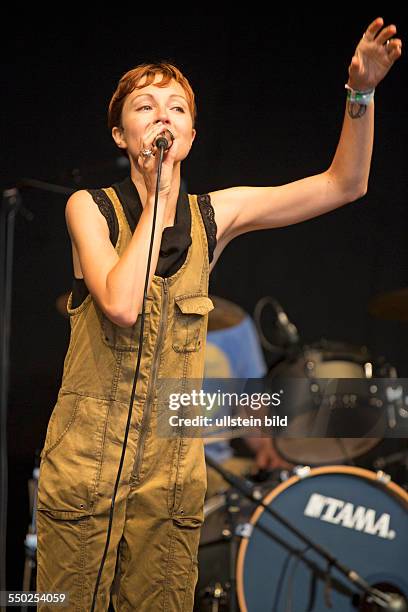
[347,17,402,91]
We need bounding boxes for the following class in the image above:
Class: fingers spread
[364,17,384,41]
[375,24,397,46]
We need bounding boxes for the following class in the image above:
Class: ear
[112,126,127,150]
[191,128,197,144]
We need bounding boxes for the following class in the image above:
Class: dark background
[3,14,407,589]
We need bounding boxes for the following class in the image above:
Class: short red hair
[108,61,197,135]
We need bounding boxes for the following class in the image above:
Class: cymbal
[207,295,246,331]
[368,288,408,322]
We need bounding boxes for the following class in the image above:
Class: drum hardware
[197,581,228,612]
[385,384,408,426]
[226,489,241,612]
[197,488,243,612]
[235,522,253,539]
[293,465,311,479]
[202,456,407,611]
[267,339,403,466]
[21,457,40,611]
[374,449,408,471]
[376,470,392,484]
[398,405,408,419]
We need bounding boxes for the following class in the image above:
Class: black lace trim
[197,193,217,263]
[72,190,216,309]
[86,189,119,247]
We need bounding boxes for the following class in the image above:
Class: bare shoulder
[65,189,109,233]
[65,189,112,279]
[65,189,111,247]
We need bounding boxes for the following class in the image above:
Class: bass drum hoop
[236,465,408,612]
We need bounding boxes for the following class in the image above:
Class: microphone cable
[90,129,173,611]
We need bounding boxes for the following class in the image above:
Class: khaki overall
[36,188,214,611]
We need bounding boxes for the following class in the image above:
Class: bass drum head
[237,466,408,612]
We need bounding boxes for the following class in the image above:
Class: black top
[70,176,217,309]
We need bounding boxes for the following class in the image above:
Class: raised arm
[209,17,402,250]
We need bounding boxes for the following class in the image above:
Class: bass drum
[237,466,408,611]
[269,340,395,466]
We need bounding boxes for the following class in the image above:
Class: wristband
[345,83,375,105]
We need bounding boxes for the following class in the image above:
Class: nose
[154,109,171,126]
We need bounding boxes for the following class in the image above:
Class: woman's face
[113,73,196,163]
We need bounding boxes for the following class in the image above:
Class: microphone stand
[205,455,407,610]
[0,178,74,611]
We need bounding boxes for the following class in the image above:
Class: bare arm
[65,189,169,327]
[207,17,402,255]
[328,17,400,194]
[106,192,169,325]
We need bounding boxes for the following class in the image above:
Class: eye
[173,106,185,113]
[138,105,152,111]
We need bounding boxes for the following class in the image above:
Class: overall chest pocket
[172,294,214,353]
[101,298,153,351]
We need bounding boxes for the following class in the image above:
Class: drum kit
[196,464,408,611]
[194,290,408,611]
[22,287,408,610]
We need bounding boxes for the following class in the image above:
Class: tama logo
[304,493,395,540]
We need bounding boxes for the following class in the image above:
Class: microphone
[155,128,175,151]
[271,298,299,345]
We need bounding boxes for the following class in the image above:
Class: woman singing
[36,17,401,611]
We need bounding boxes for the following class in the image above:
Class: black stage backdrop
[3,13,408,589]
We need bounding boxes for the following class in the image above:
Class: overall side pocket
[38,394,110,515]
[41,390,81,459]
[168,437,207,524]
